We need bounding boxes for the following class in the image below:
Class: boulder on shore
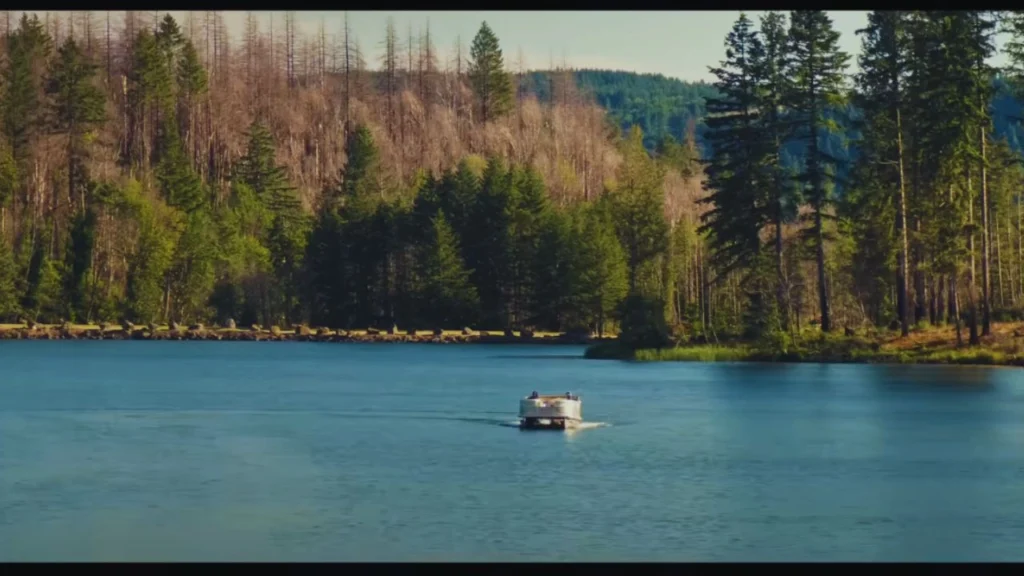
[226,318,236,330]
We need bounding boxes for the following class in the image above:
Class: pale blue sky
[242,11,874,82]
[26,11,1012,83]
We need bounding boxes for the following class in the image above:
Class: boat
[519,392,582,430]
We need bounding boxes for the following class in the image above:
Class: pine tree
[0,235,17,320]
[62,207,97,321]
[0,143,15,234]
[1003,11,1024,98]
[417,210,479,330]
[127,28,174,169]
[468,22,513,123]
[337,125,385,207]
[853,10,911,335]
[308,124,385,329]
[756,11,794,330]
[2,14,52,167]
[785,10,851,333]
[21,229,65,322]
[167,209,217,322]
[568,201,628,336]
[45,37,106,213]
[467,157,517,328]
[126,199,178,323]
[701,13,769,288]
[156,120,206,214]
[531,209,574,331]
[608,126,669,296]
[176,40,207,163]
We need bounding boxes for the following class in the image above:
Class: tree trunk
[996,218,1005,309]
[1018,189,1023,306]
[952,275,962,347]
[895,107,910,336]
[980,126,991,336]
[968,170,979,345]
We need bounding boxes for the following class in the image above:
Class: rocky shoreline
[0,324,604,345]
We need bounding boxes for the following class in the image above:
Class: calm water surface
[3,341,1024,561]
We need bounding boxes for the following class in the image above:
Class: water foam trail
[499,420,610,431]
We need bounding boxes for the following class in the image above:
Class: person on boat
[530,391,539,399]
[565,392,572,399]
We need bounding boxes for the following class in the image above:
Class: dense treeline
[0,11,708,337]
[697,10,1024,350]
[9,10,1024,350]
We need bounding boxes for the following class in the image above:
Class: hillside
[549,68,1024,158]
[0,13,707,331]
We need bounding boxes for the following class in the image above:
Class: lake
[2,341,1024,561]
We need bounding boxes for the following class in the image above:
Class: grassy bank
[585,323,1024,367]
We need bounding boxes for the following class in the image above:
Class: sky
[20,11,1013,83]
[235,11,874,82]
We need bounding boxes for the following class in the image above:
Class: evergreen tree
[701,13,770,292]
[531,209,575,331]
[156,121,206,214]
[785,10,851,333]
[569,200,628,336]
[756,11,794,330]
[0,236,17,320]
[0,143,16,228]
[21,230,63,322]
[510,165,550,327]
[167,210,217,322]
[307,124,386,328]
[63,208,98,321]
[2,14,52,167]
[417,210,479,330]
[125,197,178,324]
[335,125,385,208]
[127,28,174,168]
[608,126,669,297]
[46,38,106,212]
[468,22,513,123]
[1003,11,1024,98]
[852,10,911,335]
[467,157,517,328]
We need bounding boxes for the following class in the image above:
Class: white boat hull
[519,396,581,430]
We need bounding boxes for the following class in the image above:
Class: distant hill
[524,69,1024,196]
[523,69,718,152]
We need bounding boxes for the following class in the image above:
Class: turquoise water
[3,342,1024,561]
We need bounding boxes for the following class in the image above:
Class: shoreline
[0,324,605,345]
[584,339,1024,368]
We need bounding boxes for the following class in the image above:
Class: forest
[3,11,1024,358]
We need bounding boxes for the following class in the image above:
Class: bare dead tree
[343,12,353,135]
[285,11,296,89]
[381,17,399,139]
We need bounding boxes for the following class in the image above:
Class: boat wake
[316,410,610,431]
[498,420,610,431]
